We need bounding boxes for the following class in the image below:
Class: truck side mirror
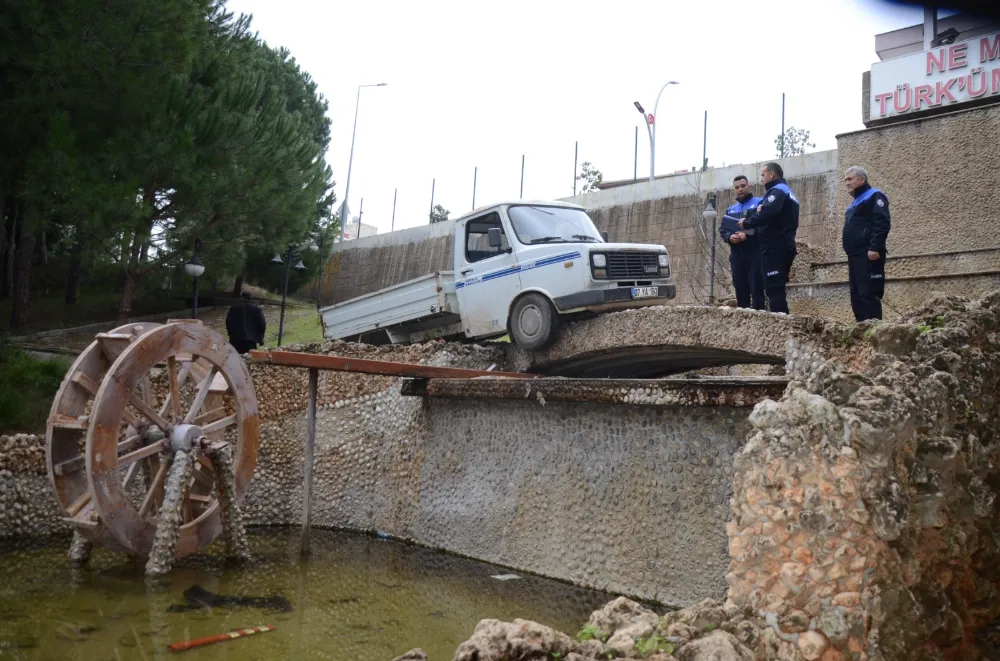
[487,227,503,248]
[601,231,609,243]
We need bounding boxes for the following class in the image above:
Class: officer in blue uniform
[719,175,764,309]
[842,165,890,321]
[738,162,799,314]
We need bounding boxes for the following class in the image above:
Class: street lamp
[184,238,206,318]
[702,195,718,304]
[634,80,678,181]
[339,82,388,241]
[309,235,324,309]
[272,245,308,346]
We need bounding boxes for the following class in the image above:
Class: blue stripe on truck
[455,251,581,290]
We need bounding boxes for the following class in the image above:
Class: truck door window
[465,213,510,263]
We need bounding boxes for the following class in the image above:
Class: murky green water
[0,529,614,661]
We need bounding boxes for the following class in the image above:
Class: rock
[451,618,581,661]
[586,596,659,641]
[867,323,920,356]
[676,630,754,661]
[391,649,428,661]
[796,631,828,660]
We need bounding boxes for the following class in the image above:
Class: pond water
[0,528,616,661]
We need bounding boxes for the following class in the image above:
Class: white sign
[870,29,1000,120]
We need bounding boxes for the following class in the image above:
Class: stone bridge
[507,305,850,378]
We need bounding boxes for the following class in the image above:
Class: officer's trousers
[847,252,886,322]
[761,248,796,314]
[729,249,765,310]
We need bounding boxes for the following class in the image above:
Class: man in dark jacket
[842,165,891,321]
[719,175,764,309]
[738,162,799,314]
[225,292,267,354]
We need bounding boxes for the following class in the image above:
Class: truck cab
[455,200,675,349]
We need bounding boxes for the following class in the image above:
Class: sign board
[870,29,1000,120]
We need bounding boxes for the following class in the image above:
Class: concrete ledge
[401,377,789,408]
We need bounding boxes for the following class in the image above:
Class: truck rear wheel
[510,293,559,350]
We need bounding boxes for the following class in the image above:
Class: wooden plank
[183,367,218,424]
[66,490,91,517]
[50,414,88,431]
[96,333,133,363]
[63,517,99,530]
[301,368,317,556]
[167,356,182,422]
[69,371,137,426]
[249,349,537,380]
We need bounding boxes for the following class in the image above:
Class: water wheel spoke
[166,357,182,423]
[121,460,142,489]
[129,390,171,435]
[194,407,226,425]
[139,460,170,517]
[141,375,153,407]
[183,367,218,425]
[201,415,237,435]
[54,434,141,477]
[158,359,197,420]
[118,439,168,468]
[191,462,214,487]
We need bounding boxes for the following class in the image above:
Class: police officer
[842,165,890,321]
[738,162,799,314]
[719,175,764,309]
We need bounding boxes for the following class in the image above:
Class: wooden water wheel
[45,319,259,562]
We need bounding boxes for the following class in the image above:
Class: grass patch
[0,342,71,434]
[575,624,608,644]
[263,308,324,347]
[634,635,675,658]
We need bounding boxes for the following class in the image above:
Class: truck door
[455,212,521,338]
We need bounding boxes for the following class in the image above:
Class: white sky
[224,0,928,234]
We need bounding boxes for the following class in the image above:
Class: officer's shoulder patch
[767,194,775,202]
[876,198,885,207]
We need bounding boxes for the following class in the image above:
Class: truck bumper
[552,284,677,313]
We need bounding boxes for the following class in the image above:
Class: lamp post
[271,245,307,346]
[339,82,387,241]
[310,233,324,309]
[184,238,206,318]
[702,195,718,304]
[634,80,678,181]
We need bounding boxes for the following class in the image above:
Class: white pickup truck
[319,200,676,350]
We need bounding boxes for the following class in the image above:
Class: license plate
[631,286,658,299]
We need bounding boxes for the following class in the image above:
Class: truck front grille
[605,251,660,279]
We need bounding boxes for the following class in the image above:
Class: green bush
[0,341,71,434]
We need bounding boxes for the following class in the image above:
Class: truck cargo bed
[319,271,460,343]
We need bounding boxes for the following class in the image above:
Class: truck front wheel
[510,293,559,350]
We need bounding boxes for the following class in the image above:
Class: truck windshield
[507,205,603,245]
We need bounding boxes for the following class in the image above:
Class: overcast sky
[225,0,929,235]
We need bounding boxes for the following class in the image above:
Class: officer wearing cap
[719,175,764,309]
[738,162,799,314]
[842,165,890,321]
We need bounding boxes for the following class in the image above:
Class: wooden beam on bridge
[248,349,538,380]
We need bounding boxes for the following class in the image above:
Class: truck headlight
[591,254,607,268]
[658,254,669,268]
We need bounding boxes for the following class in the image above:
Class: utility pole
[429,178,435,222]
[633,126,638,183]
[391,188,397,232]
[701,110,708,171]
[780,93,786,158]
[472,166,478,209]
[573,142,578,196]
[520,155,525,199]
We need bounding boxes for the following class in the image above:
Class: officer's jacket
[719,195,762,253]
[743,178,799,250]
[843,183,890,256]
